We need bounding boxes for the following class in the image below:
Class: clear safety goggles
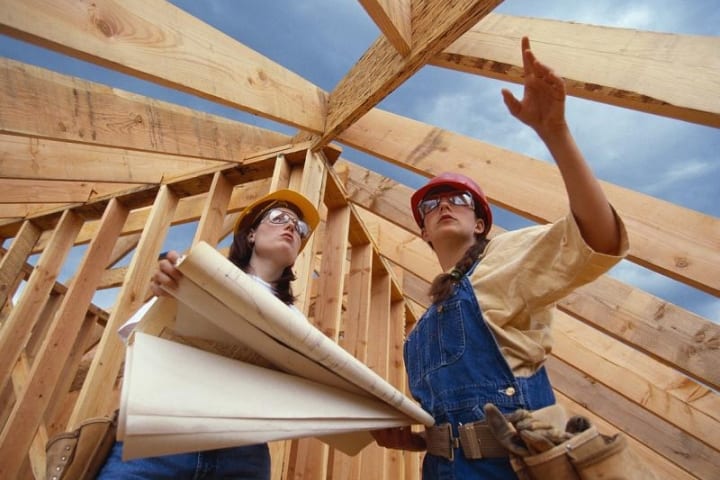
[261,208,310,239]
[418,191,474,220]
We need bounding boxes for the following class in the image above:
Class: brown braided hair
[429,235,489,303]
[228,202,299,306]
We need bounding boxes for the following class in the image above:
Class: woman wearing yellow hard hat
[98,189,319,479]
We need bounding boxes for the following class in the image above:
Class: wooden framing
[0,1,717,479]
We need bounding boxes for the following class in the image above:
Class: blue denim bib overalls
[404,266,555,479]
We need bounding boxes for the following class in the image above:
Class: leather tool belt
[425,421,508,461]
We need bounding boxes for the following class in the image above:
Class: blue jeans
[97,442,270,479]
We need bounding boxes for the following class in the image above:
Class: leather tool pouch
[45,410,118,480]
[512,426,656,480]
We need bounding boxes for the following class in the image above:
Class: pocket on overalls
[406,300,466,385]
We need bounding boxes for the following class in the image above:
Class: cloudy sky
[1,0,718,320]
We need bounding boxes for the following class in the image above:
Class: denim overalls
[404,266,555,479]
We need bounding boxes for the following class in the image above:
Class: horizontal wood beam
[336,110,720,296]
[0,0,326,132]
[432,14,720,128]
[0,58,292,162]
[316,0,502,147]
[0,133,228,183]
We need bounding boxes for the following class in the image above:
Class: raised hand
[501,36,567,140]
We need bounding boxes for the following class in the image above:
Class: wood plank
[0,178,112,203]
[329,242,373,480]
[359,270,391,480]
[314,205,351,341]
[0,210,82,396]
[433,14,720,128]
[67,186,177,427]
[292,150,328,312]
[547,356,719,479]
[191,171,232,247]
[387,299,406,479]
[24,142,318,249]
[0,220,41,307]
[336,113,720,296]
[0,133,227,183]
[0,0,326,132]
[10,354,47,479]
[300,205,351,480]
[0,58,290,161]
[0,203,71,221]
[317,0,502,146]
[358,0,411,55]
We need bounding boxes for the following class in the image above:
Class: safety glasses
[418,191,474,220]
[261,208,310,239]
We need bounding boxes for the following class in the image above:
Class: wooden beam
[0,0,326,132]
[0,133,228,183]
[0,58,291,161]
[336,112,720,296]
[358,0,411,55]
[359,269,392,480]
[0,220,41,307]
[432,14,720,128]
[0,180,87,204]
[316,0,502,146]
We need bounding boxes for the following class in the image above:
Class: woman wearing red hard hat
[373,37,632,479]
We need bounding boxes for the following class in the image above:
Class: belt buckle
[441,423,459,461]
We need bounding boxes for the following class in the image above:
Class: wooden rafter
[316,0,503,147]
[432,14,720,128]
[358,0,411,55]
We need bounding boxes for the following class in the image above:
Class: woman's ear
[474,219,485,235]
[420,227,430,243]
[247,229,255,244]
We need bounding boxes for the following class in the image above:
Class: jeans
[96,442,270,479]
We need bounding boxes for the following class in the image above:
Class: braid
[429,236,488,303]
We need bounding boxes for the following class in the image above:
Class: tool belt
[426,420,508,461]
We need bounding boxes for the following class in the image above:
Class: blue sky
[2,0,718,321]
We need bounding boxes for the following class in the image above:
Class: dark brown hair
[429,235,489,303]
[228,201,299,305]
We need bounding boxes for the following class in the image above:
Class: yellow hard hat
[233,189,320,251]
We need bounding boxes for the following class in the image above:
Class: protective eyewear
[418,191,474,220]
[261,208,310,239]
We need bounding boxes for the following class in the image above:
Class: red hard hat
[410,172,493,234]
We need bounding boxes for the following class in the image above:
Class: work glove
[484,403,589,456]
